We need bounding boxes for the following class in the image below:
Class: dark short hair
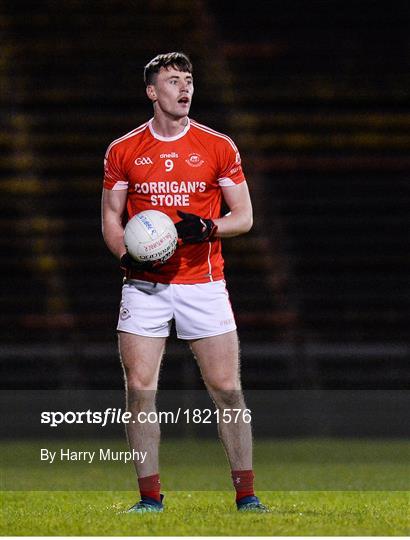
[144,52,193,86]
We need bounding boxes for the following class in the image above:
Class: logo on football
[124,210,178,263]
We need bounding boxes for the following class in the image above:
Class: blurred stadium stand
[1,0,409,394]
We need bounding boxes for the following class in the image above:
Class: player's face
[147,67,194,119]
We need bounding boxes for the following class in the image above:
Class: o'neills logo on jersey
[186,153,204,167]
[160,152,179,159]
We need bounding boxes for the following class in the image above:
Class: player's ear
[146,85,157,102]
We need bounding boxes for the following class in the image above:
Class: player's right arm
[101,188,127,260]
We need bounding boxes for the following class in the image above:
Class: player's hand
[120,252,160,272]
[175,211,218,244]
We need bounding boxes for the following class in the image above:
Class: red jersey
[103,118,245,284]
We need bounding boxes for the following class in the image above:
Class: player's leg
[116,280,172,512]
[174,281,268,511]
[119,332,166,512]
[189,331,251,469]
[189,331,269,512]
[119,332,165,477]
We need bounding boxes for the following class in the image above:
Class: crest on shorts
[185,153,204,167]
[119,305,131,321]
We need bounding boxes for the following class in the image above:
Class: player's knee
[126,375,157,401]
[210,386,244,409]
[124,367,157,390]
[207,375,240,393]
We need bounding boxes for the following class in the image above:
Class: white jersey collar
[148,118,190,141]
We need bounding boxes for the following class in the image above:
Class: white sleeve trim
[111,180,129,190]
[218,177,236,187]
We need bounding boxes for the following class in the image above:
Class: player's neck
[151,114,189,138]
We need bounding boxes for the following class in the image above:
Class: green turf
[2,490,409,536]
[1,439,409,535]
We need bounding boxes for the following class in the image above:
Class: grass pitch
[1,439,409,536]
[2,490,409,536]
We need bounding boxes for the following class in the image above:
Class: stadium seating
[1,0,409,390]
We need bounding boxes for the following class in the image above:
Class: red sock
[231,469,255,501]
[138,473,161,502]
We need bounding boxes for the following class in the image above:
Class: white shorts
[117,279,237,340]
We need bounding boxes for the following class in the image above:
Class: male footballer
[102,52,268,513]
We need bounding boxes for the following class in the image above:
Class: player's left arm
[214,181,253,237]
[175,181,253,243]
[175,141,252,243]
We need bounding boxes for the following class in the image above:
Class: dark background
[1,0,409,435]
